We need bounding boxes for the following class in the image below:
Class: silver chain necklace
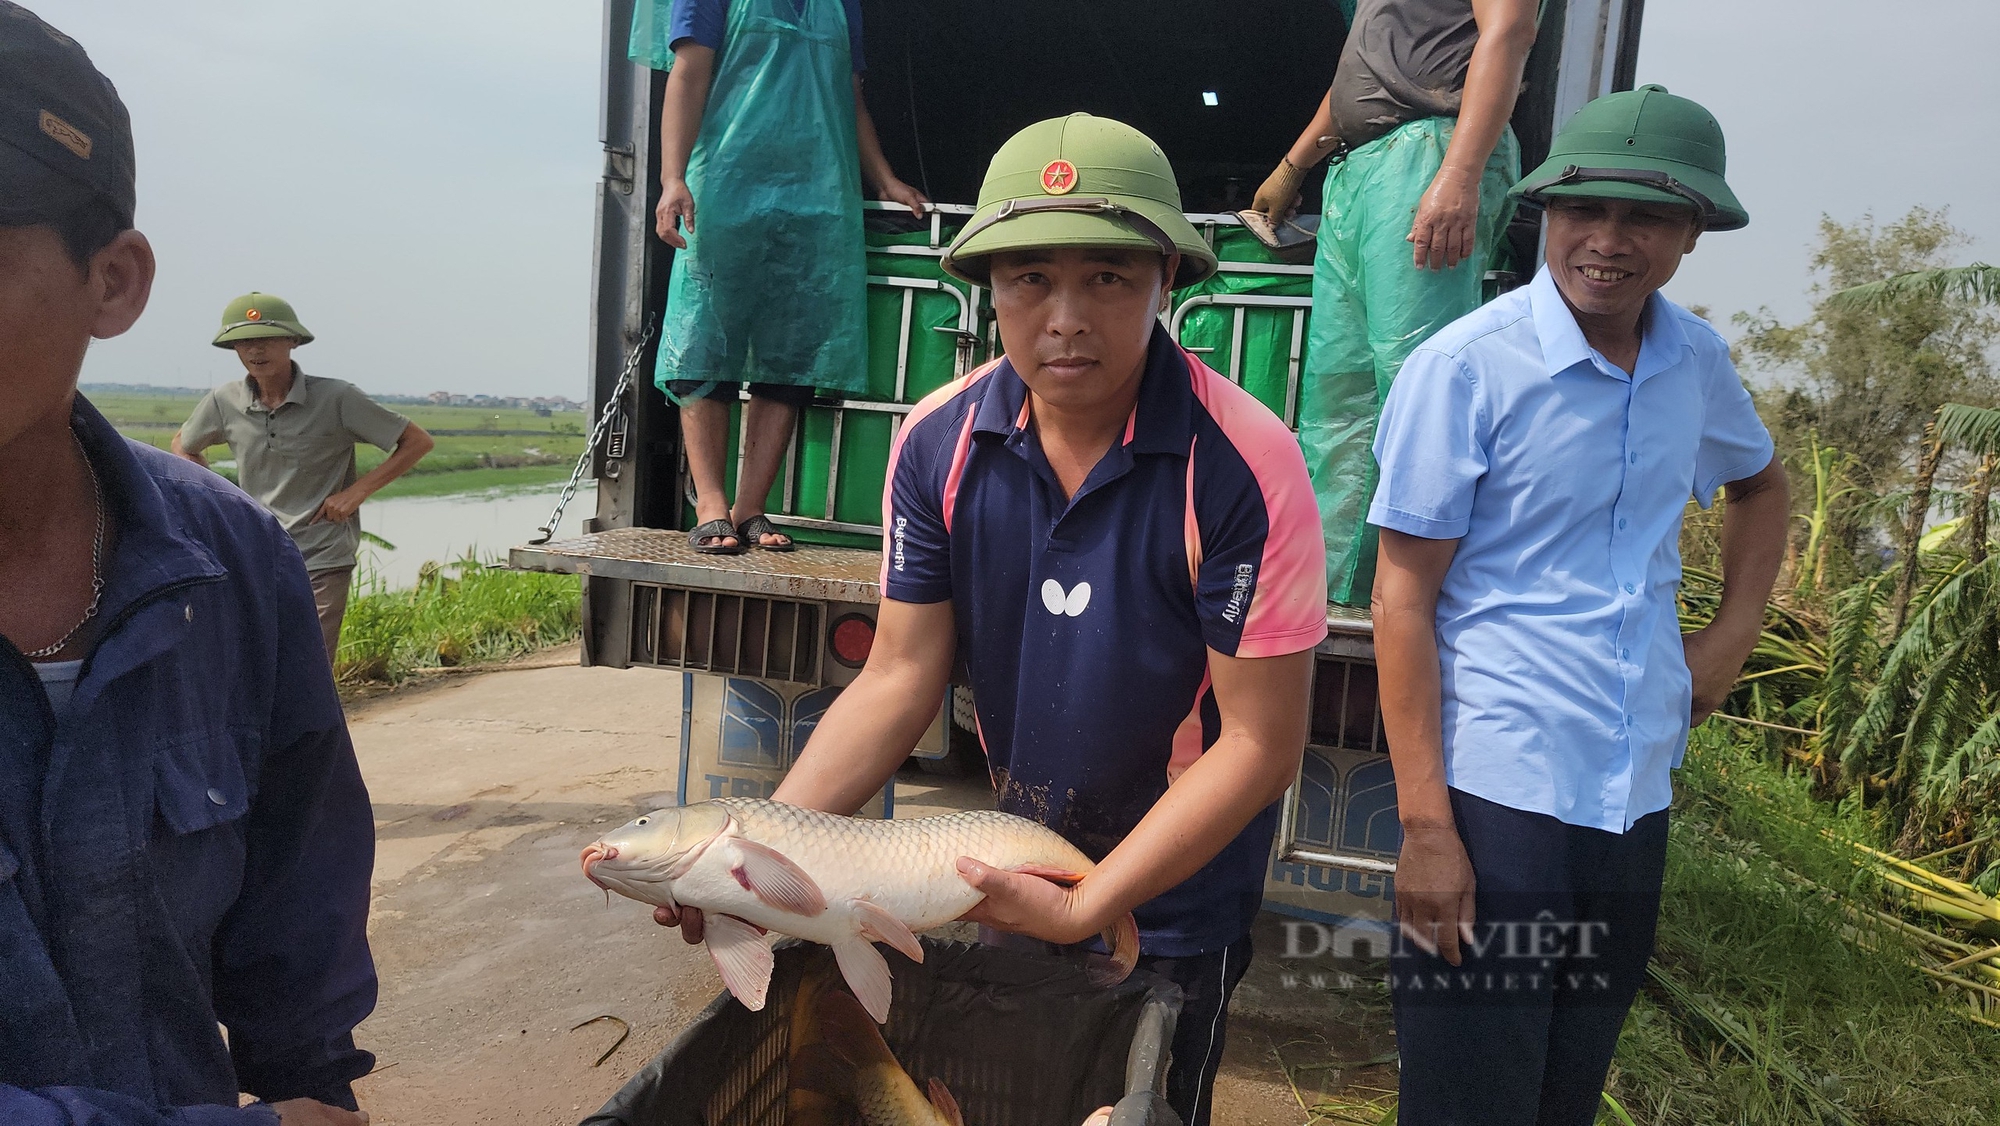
[23,431,106,660]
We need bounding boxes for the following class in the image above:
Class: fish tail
[1086,911,1141,988]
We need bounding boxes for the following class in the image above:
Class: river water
[356,483,596,590]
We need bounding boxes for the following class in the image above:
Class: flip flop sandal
[688,517,745,555]
[737,514,796,552]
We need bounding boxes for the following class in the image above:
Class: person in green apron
[631,0,928,553]
[1248,0,1539,604]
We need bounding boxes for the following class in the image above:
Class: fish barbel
[580,798,1140,1022]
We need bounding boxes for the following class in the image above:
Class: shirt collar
[1528,266,1692,385]
[244,364,309,412]
[72,396,228,598]
[969,324,1196,455]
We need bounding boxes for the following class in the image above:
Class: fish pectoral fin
[850,897,924,963]
[832,937,895,1024]
[704,912,776,1011]
[1086,912,1141,989]
[1007,862,1086,886]
[728,837,829,916]
[926,1078,965,1126]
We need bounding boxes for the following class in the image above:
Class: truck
[511,0,1646,929]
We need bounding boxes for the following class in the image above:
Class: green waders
[637,0,870,406]
[1298,116,1519,604]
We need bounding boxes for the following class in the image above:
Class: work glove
[1250,157,1308,223]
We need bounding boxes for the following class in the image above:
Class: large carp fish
[580,798,1140,1022]
[788,967,963,1126]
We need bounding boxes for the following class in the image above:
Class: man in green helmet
[655,114,1329,1126]
[629,0,926,554]
[1251,0,1541,606]
[173,292,436,663]
[1369,86,1787,1123]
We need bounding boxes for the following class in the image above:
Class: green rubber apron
[653,0,869,405]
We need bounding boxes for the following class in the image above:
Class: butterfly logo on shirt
[1040,579,1092,618]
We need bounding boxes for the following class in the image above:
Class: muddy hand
[1408,166,1478,271]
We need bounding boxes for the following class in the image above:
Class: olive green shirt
[1327,0,1482,149]
[180,367,410,572]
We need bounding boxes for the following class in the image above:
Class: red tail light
[829,614,875,668]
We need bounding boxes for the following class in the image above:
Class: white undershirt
[33,659,84,716]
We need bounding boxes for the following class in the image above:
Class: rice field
[87,390,588,500]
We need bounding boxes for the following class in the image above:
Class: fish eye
[636,817,649,825]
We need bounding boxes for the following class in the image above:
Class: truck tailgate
[511,528,881,603]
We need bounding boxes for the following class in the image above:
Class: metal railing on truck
[707,204,1321,544]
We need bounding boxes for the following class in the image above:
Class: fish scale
[713,798,1093,924]
[582,798,1139,1022]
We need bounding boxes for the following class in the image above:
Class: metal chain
[25,430,107,659]
[530,316,657,545]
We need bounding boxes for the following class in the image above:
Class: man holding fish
[647,113,1328,1126]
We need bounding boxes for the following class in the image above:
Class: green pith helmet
[942,113,1218,288]
[212,291,315,349]
[1512,85,1747,231]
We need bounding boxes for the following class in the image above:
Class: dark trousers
[1137,934,1252,1126]
[1391,789,1669,1126]
[980,928,1252,1126]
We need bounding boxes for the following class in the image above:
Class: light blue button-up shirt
[1368,267,1774,832]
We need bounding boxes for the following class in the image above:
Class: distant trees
[1732,209,1998,588]
[1692,212,2000,891]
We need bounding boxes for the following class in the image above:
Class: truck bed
[510,528,1373,655]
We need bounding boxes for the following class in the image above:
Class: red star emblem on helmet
[1041,159,1078,195]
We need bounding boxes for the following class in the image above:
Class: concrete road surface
[344,657,1393,1125]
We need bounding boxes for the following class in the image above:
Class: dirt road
[344,657,1393,1125]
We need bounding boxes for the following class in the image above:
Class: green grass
[1298,725,2000,1125]
[335,557,581,684]
[1604,723,2000,1124]
[89,391,586,498]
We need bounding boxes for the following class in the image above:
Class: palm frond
[1829,263,2000,314]
[1918,711,2000,815]
[1937,402,2000,458]
[1899,637,1986,790]
[1817,573,1890,761]
[1840,557,2000,782]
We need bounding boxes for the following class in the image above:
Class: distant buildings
[78,383,584,412]
[421,391,583,412]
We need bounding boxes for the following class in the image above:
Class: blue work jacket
[0,398,377,1124]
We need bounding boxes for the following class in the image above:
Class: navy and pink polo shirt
[882,326,1328,956]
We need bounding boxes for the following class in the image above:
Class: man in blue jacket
[0,6,377,1124]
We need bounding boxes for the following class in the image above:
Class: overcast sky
[35,0,2000,399]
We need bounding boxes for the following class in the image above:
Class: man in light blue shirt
[1368,87,1789,1124]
